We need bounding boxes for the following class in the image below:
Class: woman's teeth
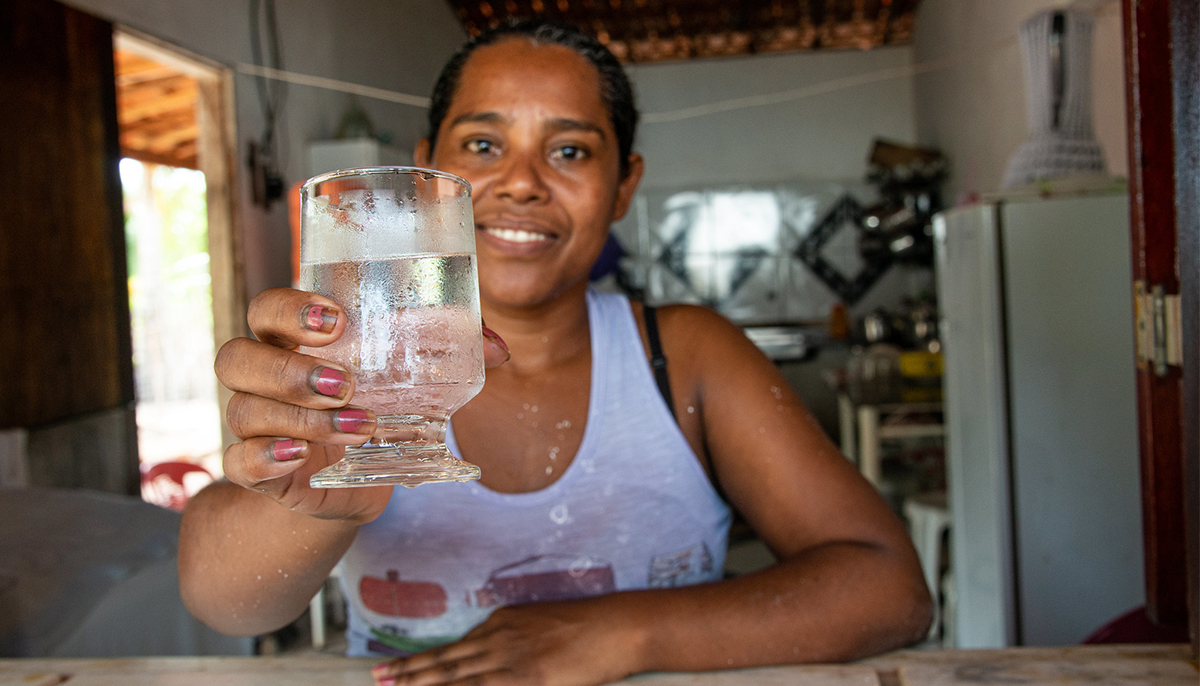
[485,227,550,243]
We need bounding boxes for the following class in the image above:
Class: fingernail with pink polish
[313,367,348,397]
[334,408,370,432]
[371,663,391,678]
[304,304,339,333]
[272,439,305,461]
[482,325,509,353]
[377,678,396,686]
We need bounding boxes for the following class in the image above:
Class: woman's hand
[215,287,511,525]
[370,601,645,686]
[180,282,513,636]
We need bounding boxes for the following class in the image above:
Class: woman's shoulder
[655,303,751,346]
[612,295,766,379]
[589,291,741,344]
[649,303,767,379]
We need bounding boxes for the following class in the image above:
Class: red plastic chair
[1082,606,1189,644]
[140,461,213,511]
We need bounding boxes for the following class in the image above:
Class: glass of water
[300,167,484,488]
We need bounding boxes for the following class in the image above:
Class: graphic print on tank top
[339,291,734,657]
[358,571,456,655]
[475,554,616,607]
[359,570,447,618]
[647,542,714,588]
[357,554,617,656]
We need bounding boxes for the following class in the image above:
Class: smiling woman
[179,19,932,686]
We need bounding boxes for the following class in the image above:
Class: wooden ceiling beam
[118,89,197,125]
[172,140,198,162]
[114,50,200,172]
[120,112,195,148]
[144,125,200,154]
[446,0,916,61]
[114,53,163,73]
[117,76,196,107]
[116,64,178,86]
[114,52,183,85]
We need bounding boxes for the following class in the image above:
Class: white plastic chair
[904,492,951,644]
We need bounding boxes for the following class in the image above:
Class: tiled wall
[612,180,920,325]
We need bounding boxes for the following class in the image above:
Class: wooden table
[0,645,1193,686]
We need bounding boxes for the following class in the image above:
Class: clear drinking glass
[299,167,484,488]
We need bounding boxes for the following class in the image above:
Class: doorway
[113,30,245,509]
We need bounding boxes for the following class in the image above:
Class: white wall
[912,0,1126,201]
[626,45,918,189]
[61,0,466,298]
[67,0,1131,295]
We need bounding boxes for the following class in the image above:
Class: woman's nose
[493,153,549,204]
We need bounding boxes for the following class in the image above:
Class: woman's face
[416,38,643,310]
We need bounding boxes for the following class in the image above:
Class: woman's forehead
[449,39,609,123]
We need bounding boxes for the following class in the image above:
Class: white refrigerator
[934,192,1145,647]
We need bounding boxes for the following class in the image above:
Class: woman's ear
[415,138,432,167]
[611,153,645,222]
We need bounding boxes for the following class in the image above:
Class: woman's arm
[179,479,361,636]
[632,305,933,667]
[371,306,930,685]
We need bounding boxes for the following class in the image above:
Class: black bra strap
[643,303,728,506]
[643,304,676,417]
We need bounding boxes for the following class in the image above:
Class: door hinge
[1134,281,1182,376]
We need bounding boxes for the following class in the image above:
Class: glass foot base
[309,445,481,489]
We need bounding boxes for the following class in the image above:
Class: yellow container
[899,351,944,378]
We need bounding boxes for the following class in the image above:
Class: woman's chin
[480,274,589,312]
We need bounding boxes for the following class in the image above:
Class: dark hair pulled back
[427,20,639,177]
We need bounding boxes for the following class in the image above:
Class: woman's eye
[551,145,587,161]
[465,139,497,155]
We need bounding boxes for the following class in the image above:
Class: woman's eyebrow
[448,111,507,128]
[447,112,605,140]
[544,117,606,139]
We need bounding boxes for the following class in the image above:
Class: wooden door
[0,0,137,493]
[1167,0,1200,657]
[1123,0,1198,649]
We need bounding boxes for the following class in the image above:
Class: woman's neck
[480,281,591,372]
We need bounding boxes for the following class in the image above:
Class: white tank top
[339,291,733,657]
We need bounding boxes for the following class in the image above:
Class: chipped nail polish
[304,304,339,333]
[273,439,304,461]
[334,408,370,432]
[314,367,348,397]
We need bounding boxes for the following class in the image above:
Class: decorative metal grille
[610,182,897,324]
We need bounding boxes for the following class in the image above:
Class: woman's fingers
[482,326,510,369]
[247,288,507,371]
[248,287,346,349]
[373,641,499,686]
[225,393,376,444]
[216,338,354,410]
[224,438,393,522]
[222,437,313,497]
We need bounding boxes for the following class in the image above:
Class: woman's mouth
[482,227,552,244]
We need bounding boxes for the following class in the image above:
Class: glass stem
[370,415,447,448]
